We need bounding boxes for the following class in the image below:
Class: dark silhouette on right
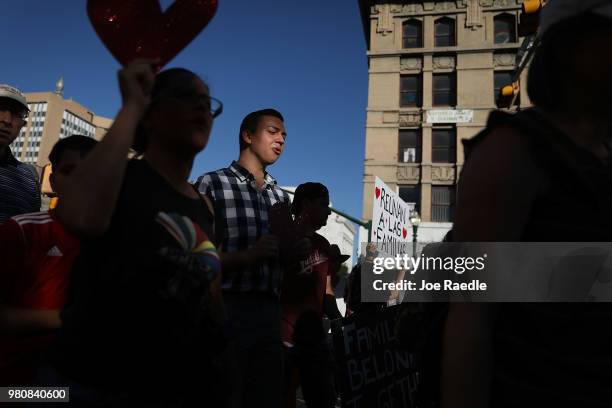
[442,1,612,407]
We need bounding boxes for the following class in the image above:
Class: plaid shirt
[196,161,290,294]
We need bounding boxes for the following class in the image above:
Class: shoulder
[196,167,234,193]
[462,121,540,185]
[0,159,38,184]
[17,161,38,176]
[455,119,544,241]
[12,211,53,227]
[461,110,549,180]
[279,188,291,202]
[268,181,290,202]
[463,109,549,164]
[8,211,54,243]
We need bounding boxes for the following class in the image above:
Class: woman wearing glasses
[46,60,228,406]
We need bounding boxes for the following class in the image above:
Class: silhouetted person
[0,135,97,386]
[47,61,228,406]
[443,2,612,407]
[281,182,342,408]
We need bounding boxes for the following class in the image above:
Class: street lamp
[409,209,421,257]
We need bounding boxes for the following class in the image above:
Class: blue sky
[4,0,369,221]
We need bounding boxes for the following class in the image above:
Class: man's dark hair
[239,108,284,151]
[291,182,328,215]
[133,67,203,153]
[527,13,609,113]
[49,135,98,167]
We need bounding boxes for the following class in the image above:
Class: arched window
[402,20,423,48]
[434,17,455,47]
[494,13,517,44]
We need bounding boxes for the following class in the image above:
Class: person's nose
[275,134,285,146]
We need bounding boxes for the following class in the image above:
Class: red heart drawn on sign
[87,0,218,69]
[375,187,381,199]
[402,228,407,239]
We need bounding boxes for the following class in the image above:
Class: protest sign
[331,307,420,408]
[371,177,415,256]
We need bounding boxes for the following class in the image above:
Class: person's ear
[241,129,253,148]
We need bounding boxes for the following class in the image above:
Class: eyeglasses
[154,93,223,118]
[0,100,28,121]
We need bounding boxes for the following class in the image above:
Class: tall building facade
[10,78,112,170]
[359,0,529,242]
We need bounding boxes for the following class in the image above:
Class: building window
[400,75,423,107]
[399,185,421,213]
[494,13,517,44]
[398,130,422,163]
[432,128,456,163]
[432,186,456,222]
[433,73,456,106]
[494,71,519,107]
[402,20,423,48]
[435,17,455,47]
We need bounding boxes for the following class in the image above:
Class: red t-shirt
[0,211,79,385]
[280,233,331,345]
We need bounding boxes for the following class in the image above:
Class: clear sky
[4,0,369,221]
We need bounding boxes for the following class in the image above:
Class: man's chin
[0,135,14,147]
[263,157,280,166]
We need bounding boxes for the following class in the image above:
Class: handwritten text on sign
[331,308,420,408]
[371,177,414,255]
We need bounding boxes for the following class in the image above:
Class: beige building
[10,77,112,170]
[359,0,529,241]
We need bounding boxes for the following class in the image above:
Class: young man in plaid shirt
[197,108,292,408]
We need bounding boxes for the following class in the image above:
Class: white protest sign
[371,177,415,256]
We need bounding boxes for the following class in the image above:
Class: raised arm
[56,60,155,238]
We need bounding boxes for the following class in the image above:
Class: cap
[330,244,350,264]
[0,84,29,111]
[540,0,612,37]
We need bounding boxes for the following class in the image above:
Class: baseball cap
[540,0,612,36]
[0,84,29,111]
[330,244,350,264]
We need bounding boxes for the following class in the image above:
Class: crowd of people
[2,1,612,407]
[0,61,350,407]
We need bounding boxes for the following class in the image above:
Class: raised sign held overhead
[371,177,415,256]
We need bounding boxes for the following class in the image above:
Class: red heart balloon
[402,228,407,239]
[87,0,218,69]
[375,187,381,199]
